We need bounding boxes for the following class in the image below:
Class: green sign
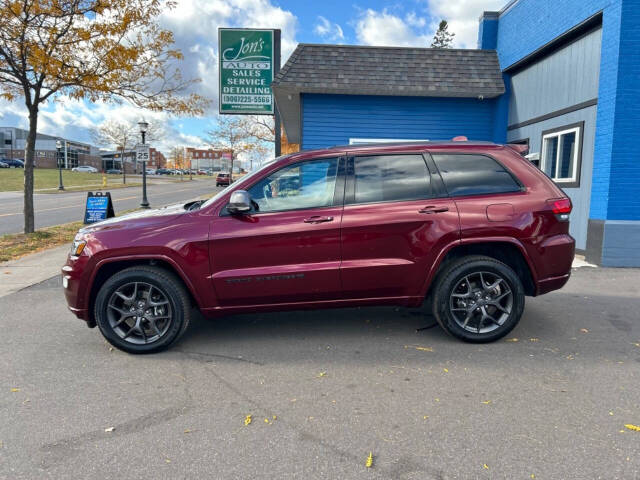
[219,28,274,115]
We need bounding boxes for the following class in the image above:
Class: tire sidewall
[434,259,525,343]
[95,269,186,354]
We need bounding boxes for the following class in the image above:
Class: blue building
[272,0,639,267]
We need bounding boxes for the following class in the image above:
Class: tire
[94,266,191,354]
[431,255,525,343]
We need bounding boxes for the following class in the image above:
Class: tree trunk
[23,106,38,233]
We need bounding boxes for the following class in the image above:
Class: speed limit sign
[136,144,150,162]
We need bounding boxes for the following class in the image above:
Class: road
[0,179,223,235]
[1,266,639,479]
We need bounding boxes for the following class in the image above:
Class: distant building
[184,148,232,171]
[0,126,101,169]
[100,147,166,173]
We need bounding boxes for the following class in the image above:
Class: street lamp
[138,119,150,209]
[56,140,64,191]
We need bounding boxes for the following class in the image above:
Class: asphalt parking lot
[1,266,639,479]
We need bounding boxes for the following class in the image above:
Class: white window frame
[540,123,583,187]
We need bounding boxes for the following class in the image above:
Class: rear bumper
[532,233,575,295]
[536,273,571,295]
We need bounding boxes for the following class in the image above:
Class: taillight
[547,198,572,221]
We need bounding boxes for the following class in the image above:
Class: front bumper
[62,253,95,327]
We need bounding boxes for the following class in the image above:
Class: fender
[418,236,540,298]
[84,254,205,314]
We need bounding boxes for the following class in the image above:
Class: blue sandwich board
[84,192,115,224]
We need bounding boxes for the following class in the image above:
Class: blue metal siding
[507,28,602,126]
[301,94,497,150]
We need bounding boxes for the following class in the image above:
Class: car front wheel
[432,255,525,343]
[94,266,191,354]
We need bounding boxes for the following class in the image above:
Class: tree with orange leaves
[0,0,208,232]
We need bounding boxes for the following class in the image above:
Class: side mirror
[227,190,251,214]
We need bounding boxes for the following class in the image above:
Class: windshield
[201,155,285,209]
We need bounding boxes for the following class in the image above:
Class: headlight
[71,234,87,257]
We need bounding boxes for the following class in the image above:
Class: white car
[72,165,98,173]
[146,168,156,175]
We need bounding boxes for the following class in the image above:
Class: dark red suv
[62,141,574,353]
[216,172,231,187]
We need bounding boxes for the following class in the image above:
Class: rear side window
[354,154,431,203]
[432,154,521,196]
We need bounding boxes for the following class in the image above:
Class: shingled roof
[272,44,504,97]
[272,44,505,143]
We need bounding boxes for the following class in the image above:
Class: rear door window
[353,154,432,203]
[431,154,521,197]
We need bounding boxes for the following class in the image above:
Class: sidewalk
[0,244,69,298]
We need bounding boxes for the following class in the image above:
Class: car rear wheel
[432,255,525,343]
[94,266,191,354]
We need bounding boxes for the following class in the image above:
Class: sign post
[219,28,281,157]
[136,143,150,208]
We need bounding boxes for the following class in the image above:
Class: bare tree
[204,116,255,176]
[0,0,208,233]
[91,121,136,183]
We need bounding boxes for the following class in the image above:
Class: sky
[0,0,505,155]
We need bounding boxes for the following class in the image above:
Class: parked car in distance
[1,158,24,168]
[106,169,122,174]
[0,160,9,168]
[72,165,98,173]
[197,169,207,175]
[63,140,575,354]
[216,172,231,187]
[155,168,172,175]
[146,168,156,175]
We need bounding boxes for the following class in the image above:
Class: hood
[79,202,192,234]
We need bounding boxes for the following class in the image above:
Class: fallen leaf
[244,415,252,426]
[10,388,20,392]
[483,464,489,469]
[365,452,373,468]
[165,459,171,464]
[580,328,589,333]
[481,400,491,405]
[412,345,433,352]
[443,368,449,373]
[531,475,535,479]
[184,429,192,434]
[633,342,640,348]
[4,271,11,275]
[609,411,614,416]
[624,424,640,432]
[423,415,429,420]
[104,427,115,433]
[505,338,519,342]
[317,372,327,378]
[272,415,277,420]
[529,338,539,342]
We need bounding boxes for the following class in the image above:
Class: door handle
[303,215,334,224]
[419,206,449,214]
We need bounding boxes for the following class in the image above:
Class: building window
[540,123,583,188]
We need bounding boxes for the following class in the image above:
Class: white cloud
[355,8,431,47]
[314,16,344,42]
[405,12,427,28]
[426,0,505,48]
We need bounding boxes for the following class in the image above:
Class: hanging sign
[219,28,274,115]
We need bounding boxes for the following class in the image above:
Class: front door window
[248,158,339,213]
